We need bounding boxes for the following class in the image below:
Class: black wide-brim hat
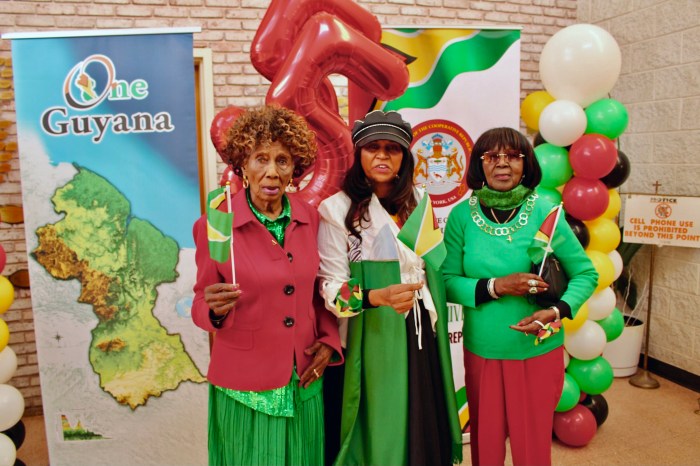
[351,110,413,150]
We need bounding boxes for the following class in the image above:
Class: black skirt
[406,300,452,466]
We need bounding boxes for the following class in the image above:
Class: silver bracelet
[487,278,500,299]
[549,305,560,321]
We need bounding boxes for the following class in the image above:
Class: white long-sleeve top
[317,188,438,347]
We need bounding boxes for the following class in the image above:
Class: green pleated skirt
[208,383,325,466]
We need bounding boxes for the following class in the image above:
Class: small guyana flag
[528,203,563,265]
[207,186,233,263]
[397,193,446,269]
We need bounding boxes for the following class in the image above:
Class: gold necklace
[469,194,536,242]
[490,207,517,225]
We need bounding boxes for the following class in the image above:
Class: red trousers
[463,347,564,466]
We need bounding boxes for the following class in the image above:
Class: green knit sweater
[443,193,598,360]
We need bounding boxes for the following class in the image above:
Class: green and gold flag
[206,186,232,263]
[397,193,446,269]
[528,203,563,266]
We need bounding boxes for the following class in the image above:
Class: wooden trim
[194,48,218,215]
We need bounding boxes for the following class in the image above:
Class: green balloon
[585,98,629,139]
[596,307,624,342]
[567,356,614,395]
[556,373,581,412]
[535,186,562,204]
[535,143,573,188]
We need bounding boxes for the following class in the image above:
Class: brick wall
[0,0,578,414]
[579,0,700,376]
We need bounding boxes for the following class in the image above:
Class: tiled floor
[15,374,700,466]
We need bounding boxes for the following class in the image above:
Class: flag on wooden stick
[206,186,233,263]
[397,193,446,269]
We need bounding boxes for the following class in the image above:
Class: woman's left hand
[509,308,558,335]
[300,341,334,388]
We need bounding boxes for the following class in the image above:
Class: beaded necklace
[469,193,538,242]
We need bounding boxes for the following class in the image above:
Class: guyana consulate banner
[355,26,521,440]
[4,28,209,465]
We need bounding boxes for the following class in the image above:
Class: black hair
[342,146,417,240]
[466,127,542,190]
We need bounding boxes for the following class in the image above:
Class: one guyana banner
[5,28,209,465]
[349,26,521,441]
[207,186,233,263]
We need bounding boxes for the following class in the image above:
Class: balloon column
[521,24,632,448]
[0,243,24,466]
[210,0,410,206]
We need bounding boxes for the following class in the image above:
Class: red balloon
[553,404,597,447]
[569,134,617,180]
[252,0,381,117]
[210,106,245,159]
[562,177,609,221]
[0,245,5,274]
[263,12,409,206]
[219,166,244,195]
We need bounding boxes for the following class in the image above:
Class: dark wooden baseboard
[639,355,700,393]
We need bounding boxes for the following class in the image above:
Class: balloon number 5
[211,0,411,207]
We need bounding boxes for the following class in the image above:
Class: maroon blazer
[191,190,343,391]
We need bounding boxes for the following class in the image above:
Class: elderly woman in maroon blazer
[191,105,343,466]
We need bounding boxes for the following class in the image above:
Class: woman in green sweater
[443,127,598,466]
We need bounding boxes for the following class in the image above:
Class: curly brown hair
[220,105,318,178]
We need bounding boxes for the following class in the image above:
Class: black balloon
[2,420,25,449]
[533,132,545,147]
[566,214,590,249]
[14,460,26,466]
[600,149,631,188]
[581,394,609,427]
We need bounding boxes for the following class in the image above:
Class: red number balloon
[252,0,409,206]
[209,0,409,206]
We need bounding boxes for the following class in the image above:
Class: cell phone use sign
[623,194,700,248]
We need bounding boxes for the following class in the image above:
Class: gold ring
[313,369,320,378]
[529,286,537,294]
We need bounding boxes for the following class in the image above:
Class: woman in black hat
[317,110,462,465]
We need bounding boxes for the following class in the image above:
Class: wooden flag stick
[225,183,236,284]
[538,203,564,276]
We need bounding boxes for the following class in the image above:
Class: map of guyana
[33,166,205,409]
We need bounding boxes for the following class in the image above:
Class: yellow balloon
[521,91,555,131]
[0,318,7,353]
[587,250,616,291]
[0,276,14,315]
[585,217,621,253]
[602,189,621,219]
[563,302,589,333]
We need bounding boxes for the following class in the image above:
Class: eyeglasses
[480,149,525,164]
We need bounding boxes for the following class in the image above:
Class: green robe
[334,260,462,465]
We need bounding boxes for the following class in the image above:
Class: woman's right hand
[204,283,242,316]
[493,273,548,297]
[368,282,423,314]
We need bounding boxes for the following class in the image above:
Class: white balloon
[608,249,623,281]
[540,24,622,107]
[0,433,15,466]
[564,320,607,361]
[563,349,570,368]
[0,347,17,385]
[0,385,23,431]
[587,287,616,321]
[538,100,586,147]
